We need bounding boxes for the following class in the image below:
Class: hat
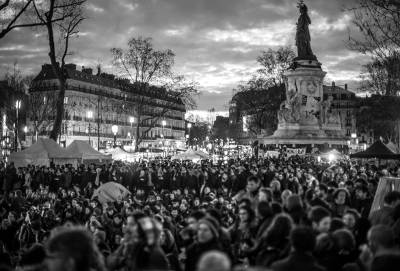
[199,216,219,239]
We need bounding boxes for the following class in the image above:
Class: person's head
[187,210,205,230]
[309,206,331,233]
[256,201,273,220]
[290,226,316,253]
[286,194,303,212]
[316,183,328,200]
[246,176,260,193]
[264,213,294,247]
[355,185,369,200]
[258,188,272,202]
[238,205,255,223]
[281,189,292,208]
[197,216,219,243]
[332,229,356,255]
[45,227,99,271]
[137,217,162,246]
[368,225,396,255]
[342,209,360,230]
[197,251,231,271]
[334,188,349,205]
[383,191,400,207]
[330,218,345,232]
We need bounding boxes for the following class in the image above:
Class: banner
[264,150,280,158]
[369,177,400,218]
[286,148,306,157]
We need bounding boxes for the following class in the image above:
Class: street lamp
[86,110,93,145]
[111,125,118,148]
[187,123,192,146]
[15,100,21,152]
[161,120,167,156]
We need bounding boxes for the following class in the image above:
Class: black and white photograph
[1,0,400,270]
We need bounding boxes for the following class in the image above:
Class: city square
[1,1,400,271]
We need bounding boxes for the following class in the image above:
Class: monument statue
[278,86,302,123]
[319,95,333,125]
[265,1,345,144]
[295,1,317,60]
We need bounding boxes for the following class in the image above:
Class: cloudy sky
[0,0,367,110]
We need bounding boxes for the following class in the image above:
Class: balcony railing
[30,84,186,112]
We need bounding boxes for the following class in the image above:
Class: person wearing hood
[185,216,224,271]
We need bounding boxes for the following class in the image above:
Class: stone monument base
[258,135,348,147]
[258,124,347,147]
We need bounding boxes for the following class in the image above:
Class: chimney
[344,84,348,90]
[332,81,335,88]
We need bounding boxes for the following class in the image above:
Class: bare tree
[111,36,198,150]
[256,46,295,87]
[0,0,79,39]
[231,46,292,137]
[27,91,57,140]
[348,0,400,95]
[31,0,86,141]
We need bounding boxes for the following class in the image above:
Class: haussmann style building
[27,64,186,151]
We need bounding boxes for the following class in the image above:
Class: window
[347,110,351,116]
[346,129,350,136]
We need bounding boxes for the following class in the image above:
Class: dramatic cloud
[0,0,365,110]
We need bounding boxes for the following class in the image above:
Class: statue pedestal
[259,60,347,148]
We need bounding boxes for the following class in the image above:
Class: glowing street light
[129,116,135,126]
[86,110,93,145]
[129,116,135,140]
[14,100,21,152]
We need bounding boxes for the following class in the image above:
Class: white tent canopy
[9,138,77,167]
[103,147,140,162]
[320,149,347,160]
[171,149,209,161]
[386,141,399,154]
[66,140,112,163]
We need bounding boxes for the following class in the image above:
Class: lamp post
[162,120,166,156]
[129,116,135,139]
[187,123,192,147]
[23,126,28,144]
[111,125,118,148]
[15,100,21,152]
[87,110,93,146]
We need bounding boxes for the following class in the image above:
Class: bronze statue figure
[295,1,317,60]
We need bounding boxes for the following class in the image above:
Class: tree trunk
[49,80,65,141]
[135,113,141,151]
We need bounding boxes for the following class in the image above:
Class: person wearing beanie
[185,216,224,271]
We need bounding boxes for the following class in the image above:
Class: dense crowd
[1,155,400,271]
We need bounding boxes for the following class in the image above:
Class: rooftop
[32,63,183,104]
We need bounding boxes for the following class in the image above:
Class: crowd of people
[1,155,400,271]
